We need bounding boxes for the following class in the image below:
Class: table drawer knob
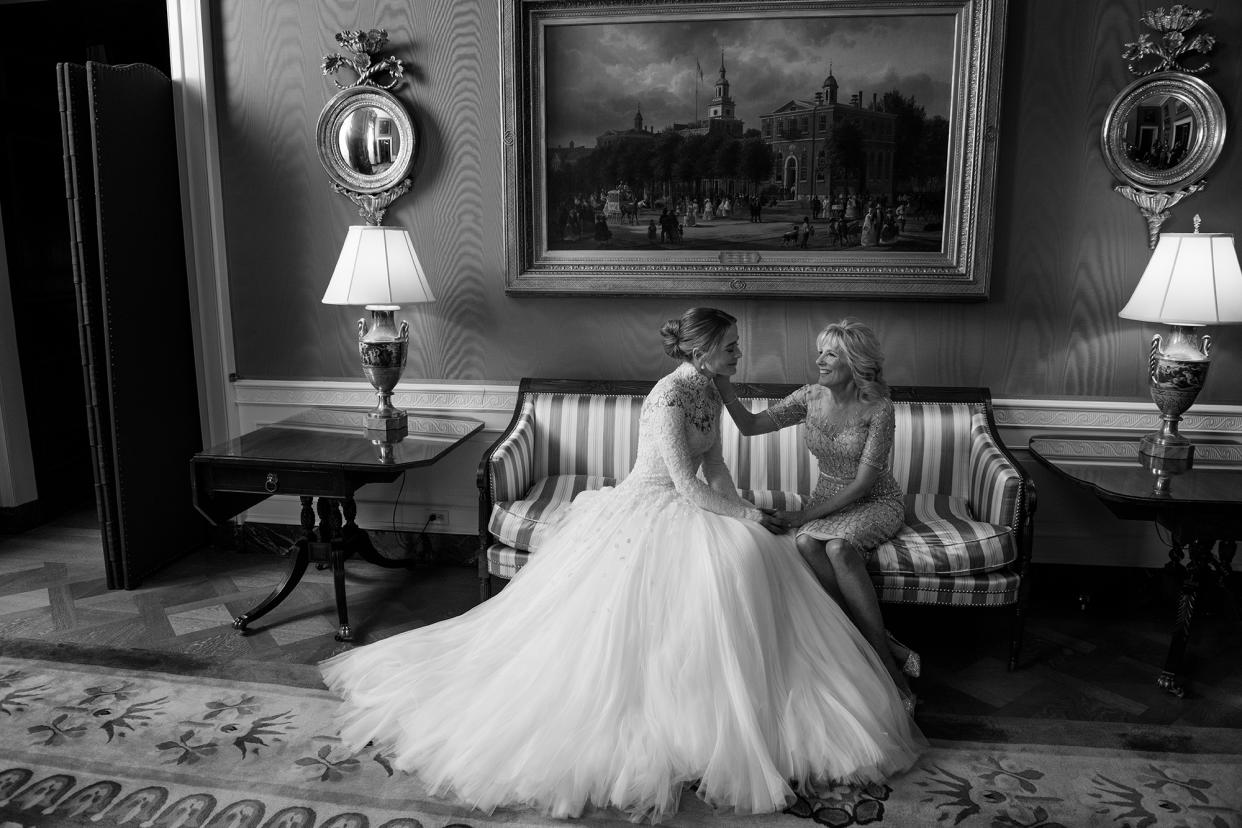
[264,473,279,493]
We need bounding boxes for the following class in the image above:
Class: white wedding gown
[320,363,925,821]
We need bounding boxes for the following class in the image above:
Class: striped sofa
[477,379,1037,670]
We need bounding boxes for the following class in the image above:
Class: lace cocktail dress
[766,385,905,556]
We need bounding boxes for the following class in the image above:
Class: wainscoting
[231,379,1242,568]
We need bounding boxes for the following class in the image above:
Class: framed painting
[501,0,1008,298]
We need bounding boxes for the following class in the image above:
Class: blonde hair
[817,318,888,402]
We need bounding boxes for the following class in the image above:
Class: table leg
[232,496,315,633]
[316,499,353,642]
[329,543,351,642]
[1158,537,1210,697]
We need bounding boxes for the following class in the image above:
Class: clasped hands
[758,508,804,535]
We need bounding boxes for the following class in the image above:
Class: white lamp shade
[322,225,436,307]
[1119,231,1242,325]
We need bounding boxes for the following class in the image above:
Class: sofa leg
[479,575,492,603]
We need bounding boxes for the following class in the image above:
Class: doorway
[0,0,170,525]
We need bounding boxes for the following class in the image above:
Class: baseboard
[229,380,1241,569]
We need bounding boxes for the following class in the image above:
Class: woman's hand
[712,372,734,396]
[757,510,788,534]
[775,509,807,528]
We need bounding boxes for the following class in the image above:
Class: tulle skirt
[320,477,925,821]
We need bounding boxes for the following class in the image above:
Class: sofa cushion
[489,474,615,552]
[871,493,1016,576]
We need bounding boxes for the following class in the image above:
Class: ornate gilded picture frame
[500,0,1008,298]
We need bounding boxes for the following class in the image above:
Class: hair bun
[660,318,684,359]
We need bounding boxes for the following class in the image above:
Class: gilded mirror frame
[1101,72,1225,195]
[500,0,1008,299]
[316,86,417,195]
[1102,6,1225,247]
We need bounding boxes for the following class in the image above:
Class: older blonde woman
[715,318,920,705]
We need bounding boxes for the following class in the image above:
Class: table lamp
[322,225,435,436]
[1119,215,1242,460]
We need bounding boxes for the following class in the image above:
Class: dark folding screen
[57,61,204,589]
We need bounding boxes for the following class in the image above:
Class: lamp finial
[1193,214,1201,233]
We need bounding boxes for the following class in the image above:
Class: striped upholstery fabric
[738,490,804,511]
[487,542,525,580]
[967,413,1023,528]
[527,394,645,481]
[490,539,1021,604]
[871,493,1015,576]
[872,569,1022,607]
[720,399,818,494]
[890,402,976,500]
[485,392,1027,609]
[489,474,616,552]
[487,401,537,504]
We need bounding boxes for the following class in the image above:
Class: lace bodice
[627,363,763,521]
[767,386,901,493]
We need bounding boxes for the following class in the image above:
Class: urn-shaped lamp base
[1140,326,1210,461]
[358,306,410,436]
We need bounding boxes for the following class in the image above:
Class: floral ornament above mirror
[322,29,406,90]
[1121,5,1216,76]
[1103,5,1224,248]
[317,29,417,225]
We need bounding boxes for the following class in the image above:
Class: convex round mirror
[316,86,417,194]
[1101,72,1225,193]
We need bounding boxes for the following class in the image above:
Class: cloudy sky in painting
[544,13,955,148]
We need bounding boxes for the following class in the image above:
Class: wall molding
[234,380,519,433]
[167,0,238,448]
[993,397,1242,445]
[235,379,1242,443]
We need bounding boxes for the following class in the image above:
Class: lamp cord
[390,470,434,555]
[391,470,407,532]
[1155,520,1175,554]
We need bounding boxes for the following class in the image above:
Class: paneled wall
[212,0,1242,401]
[210,0,1241,568]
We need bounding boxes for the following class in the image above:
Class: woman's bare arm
[713,375,781,436]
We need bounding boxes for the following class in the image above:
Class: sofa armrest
[484,401,537,504]
[967,417,1027,528]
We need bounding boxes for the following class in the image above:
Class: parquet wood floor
[2,504,1240,731]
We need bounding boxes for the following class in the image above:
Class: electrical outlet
[428,512,444,524]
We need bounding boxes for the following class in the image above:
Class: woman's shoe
[886,631,922,678]
[899,688,918,715]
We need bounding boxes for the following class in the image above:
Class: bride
[320,307,925,822]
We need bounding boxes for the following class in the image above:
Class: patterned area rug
[1,652,1240,828]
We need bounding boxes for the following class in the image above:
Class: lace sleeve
[650,400,763,521]
[859,397,896,470]
[764,385,810,429]
[700,430,753,508]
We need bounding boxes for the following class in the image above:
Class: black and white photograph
[1,0,1241,826]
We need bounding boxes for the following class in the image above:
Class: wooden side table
[191,408,483,641]
[1028,434,1241,696]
